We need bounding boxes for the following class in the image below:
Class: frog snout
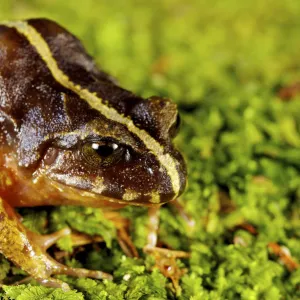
[151,151,187,204]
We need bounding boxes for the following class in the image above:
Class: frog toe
[28,228,72,251]
[38,278,71,291]
[51,264,113,280]
[27,229,113,281]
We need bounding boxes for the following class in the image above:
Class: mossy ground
[0,1,300,299]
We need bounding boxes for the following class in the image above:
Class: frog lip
[89,191,176,207]
[46,177,170,208]
[104,198,164,207]
[78,190,173,208]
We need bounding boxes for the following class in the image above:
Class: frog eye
[81,140,125,167]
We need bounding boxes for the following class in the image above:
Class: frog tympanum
[0,19,187,289]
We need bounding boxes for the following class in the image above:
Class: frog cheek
[100,162,175,205]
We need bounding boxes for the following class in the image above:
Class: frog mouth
[46,178,164,208]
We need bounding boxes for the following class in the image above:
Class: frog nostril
[144,156,157,176]
[147,167,154,175]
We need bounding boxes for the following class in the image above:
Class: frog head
[37,91,187,206]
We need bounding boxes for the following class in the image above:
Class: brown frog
[0,18,187,289]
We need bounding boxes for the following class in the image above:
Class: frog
[0,18,187,289]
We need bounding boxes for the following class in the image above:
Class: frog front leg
[143,206,190,258]
[143,206,190,291]
[0,197,112,290]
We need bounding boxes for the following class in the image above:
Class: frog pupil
[92,142,118,157]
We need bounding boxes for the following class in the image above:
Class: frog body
[0,19,187,288]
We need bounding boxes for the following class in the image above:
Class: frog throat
[2,20,181,200]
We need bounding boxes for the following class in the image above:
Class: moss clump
[0,0,300,299]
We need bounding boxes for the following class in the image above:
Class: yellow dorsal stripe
[4,21,180,197]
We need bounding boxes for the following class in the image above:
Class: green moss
[1,0,300,299]
[2,285,84,299]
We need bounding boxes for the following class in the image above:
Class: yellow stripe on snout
[3,21,181,199]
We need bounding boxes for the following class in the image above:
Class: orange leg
[102,210,139,258]
[170,199,195,228]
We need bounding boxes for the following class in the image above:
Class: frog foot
[0,198,112,290]
[27,227,113,282]
[143,245,189,294]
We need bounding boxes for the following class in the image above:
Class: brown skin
[0,19,187,289]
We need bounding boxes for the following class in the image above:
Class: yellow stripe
[4,21,180,198]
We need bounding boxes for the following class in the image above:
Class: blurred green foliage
[0,0,300,299]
